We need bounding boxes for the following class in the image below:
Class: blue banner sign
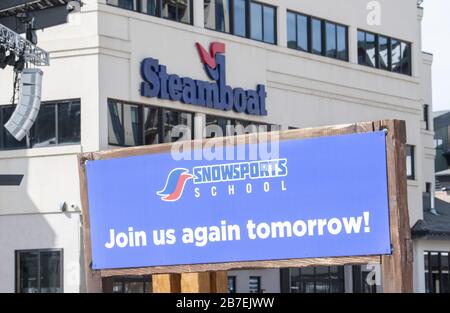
[86,131,391,270]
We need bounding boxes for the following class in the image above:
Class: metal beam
[0,6,68,33]
[0,1,40,12]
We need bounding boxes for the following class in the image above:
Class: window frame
[15,248,64,293]
[106,0,194,25]
[204,0,277,45]
[0,99,81,151]
[358,29,412,76]
[112,275,152,293]
[227,275,237,293]
[249,276,261,293]
[107,99,195,147]
[286,10,349,62]
[424,251,450,293]
[282,266,345,293]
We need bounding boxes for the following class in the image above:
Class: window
[106,0,193,25]
[228,276,236,293]
[424,251,450,293]
[358,29,411,75]
[0,100,81,151]
[423,182,432,212]
[108,99,193,147]
[249,276,261,293]
[287,12,308,51]
[352,265,377,293]
[112,276,152,293]
[287,11,348,61]
[205,114,279,138]
[406,145,415,180]
[205,0,276,45]
[281,266,345,293]
[204,0,231,33]
[423,104,430,130]
[16,249,63,293]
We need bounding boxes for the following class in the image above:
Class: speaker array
[4,68,43,141]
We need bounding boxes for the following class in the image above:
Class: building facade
[0,0,446,293]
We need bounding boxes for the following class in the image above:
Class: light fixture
[14,56,26,72]
[5,51,16,67]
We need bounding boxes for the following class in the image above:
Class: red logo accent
[195,42,225,70]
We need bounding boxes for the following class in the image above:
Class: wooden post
[375,120,413,293]
[78,153,103,293]
[210,271,228,293]
[181,272,212,293]
[152,274,181,293]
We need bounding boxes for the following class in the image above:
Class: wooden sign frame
[78,119,413,293]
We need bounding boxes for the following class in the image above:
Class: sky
[422,0,450,112]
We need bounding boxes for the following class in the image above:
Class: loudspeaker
[4,69,43,141]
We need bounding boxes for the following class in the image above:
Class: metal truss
[0,22,49,66]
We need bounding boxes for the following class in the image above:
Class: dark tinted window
[0,106,27,150]
[108,100,123,146]
[391,39,401,73]
[400,41,411,75]
[145,0,159,16]
[0,100,80,150]
[143,106,159,145]
[58,101,81,144]
[358,30,411,75]
[108,100,193,147]
[16,250,63,293]
[366,32,376,67]
[162,109,193,143]
[284,266,345,293]
[357,30,366,64]
[31,104,57,148]
[424,251,450,293]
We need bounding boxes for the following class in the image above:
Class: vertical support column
[210,271,228,293]
[153,274,181,293]
[180,272,228,293]
[181,272,211,293]
[277,4,287,48]
[376,120,413,293]
[78,154,103,293]
[193,0,204,28]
